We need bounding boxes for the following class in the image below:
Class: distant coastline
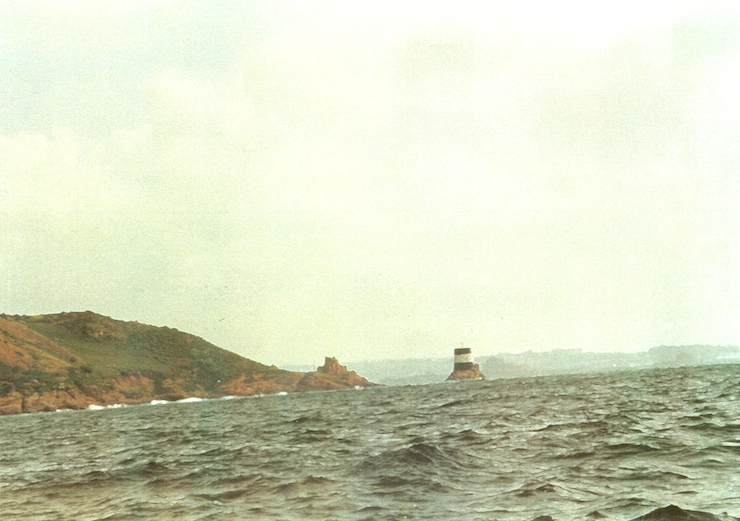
[338,345,740,386]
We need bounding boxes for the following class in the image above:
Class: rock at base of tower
[446,362,486,381]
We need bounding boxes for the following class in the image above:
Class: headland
[0,311,376,415]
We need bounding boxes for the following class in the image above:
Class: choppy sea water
[1,364,739,521]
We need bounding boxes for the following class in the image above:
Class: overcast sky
[1,1,738,366]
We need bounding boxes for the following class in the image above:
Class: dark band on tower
[453,347,474,371]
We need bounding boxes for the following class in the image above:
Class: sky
[1,1,738,367]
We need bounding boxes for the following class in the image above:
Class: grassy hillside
[0,311,373,414]
[14,311,275,388]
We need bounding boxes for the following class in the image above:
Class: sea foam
[177,397,204,403]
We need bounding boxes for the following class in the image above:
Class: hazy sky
[1,1,738,366]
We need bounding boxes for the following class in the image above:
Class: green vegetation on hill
[12,311,273,392]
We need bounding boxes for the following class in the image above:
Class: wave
[510,482,561,498]
[602,442,662,456]
[381,442,451,466]
[440,428,491,447]
[290,428,332,444]
[195,489,251,503]
[289,414,320,424]
[357,441,482,476]
[440,399,468,408]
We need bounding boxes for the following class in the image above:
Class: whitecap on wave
[86,403,126,411]
[177,397,204,403]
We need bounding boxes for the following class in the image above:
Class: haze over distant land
[1,1,738,366]
[339,345,740,386]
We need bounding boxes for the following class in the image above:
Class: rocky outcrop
[296,357,377,391]
[446,362,486,381]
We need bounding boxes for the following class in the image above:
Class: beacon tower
[453,345,474,372]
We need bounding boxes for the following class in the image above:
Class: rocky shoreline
[0,356,375,415]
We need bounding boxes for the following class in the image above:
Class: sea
[1,364,739,521]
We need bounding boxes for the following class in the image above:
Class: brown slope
[0,316,76,371]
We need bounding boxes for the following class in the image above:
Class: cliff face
[0,312,377,415]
